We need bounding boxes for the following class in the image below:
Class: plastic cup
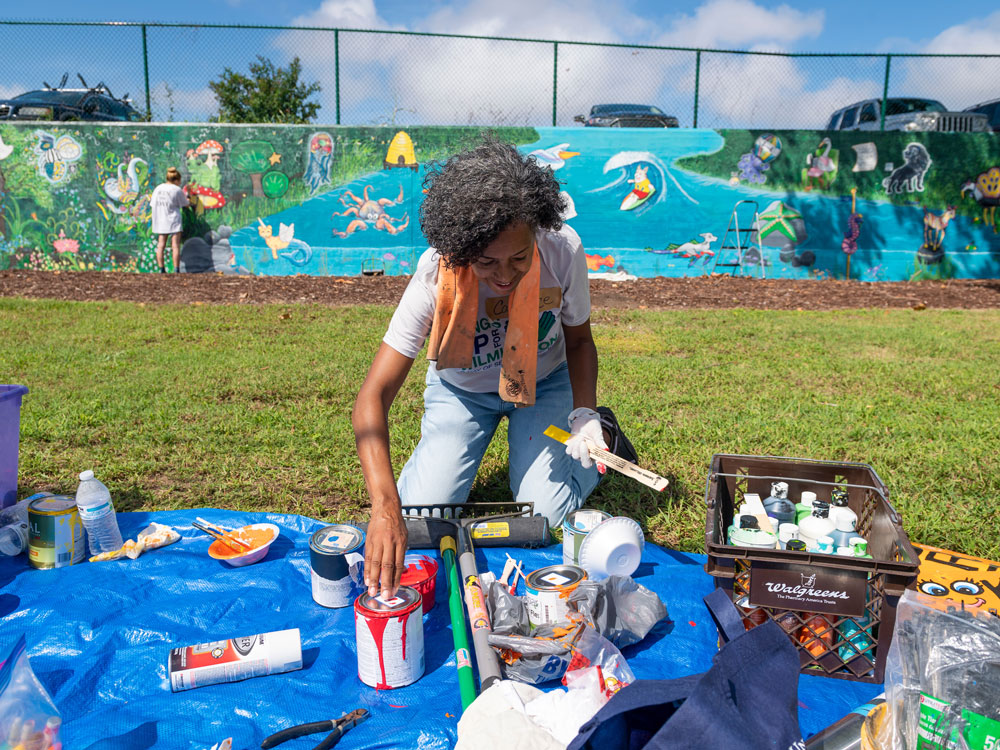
[578,516,645,579]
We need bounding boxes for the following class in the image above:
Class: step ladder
[711,200,766,278]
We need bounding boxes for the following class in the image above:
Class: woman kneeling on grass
[352,135,636,599]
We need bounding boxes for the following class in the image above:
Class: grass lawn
[2,299,998,559]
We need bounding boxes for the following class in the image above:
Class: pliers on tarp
[260,708,369,750]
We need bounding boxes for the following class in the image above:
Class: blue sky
[2,0,999,127]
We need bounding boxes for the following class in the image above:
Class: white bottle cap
[777,523,798,542]
[79,470,95,481]
[818,535,834,546]
[834,514,857,532]
[801,491,817,504]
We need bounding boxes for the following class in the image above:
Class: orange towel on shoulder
[426,244,540,406]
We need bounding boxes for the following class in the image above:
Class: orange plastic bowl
[207,523,279,567]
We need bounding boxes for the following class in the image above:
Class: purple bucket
[0,385,29,508]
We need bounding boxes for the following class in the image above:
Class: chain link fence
[1,20,998,129]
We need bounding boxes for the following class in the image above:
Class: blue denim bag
[567,588,805,750]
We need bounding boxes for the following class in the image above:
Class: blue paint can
[309,524,365,608]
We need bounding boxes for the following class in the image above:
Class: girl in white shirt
[150,166,191,273]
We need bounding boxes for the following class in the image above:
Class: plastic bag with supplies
[0,636,62,750]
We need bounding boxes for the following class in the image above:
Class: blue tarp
[0,509,883,749]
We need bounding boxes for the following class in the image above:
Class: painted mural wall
[1,122,998,281]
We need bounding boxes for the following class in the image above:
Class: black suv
[0,76,142,122]
[963,98,1000,132]
[574,103,680,128]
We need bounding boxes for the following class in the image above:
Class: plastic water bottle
[0,497,33,556]
[75,471,122,556]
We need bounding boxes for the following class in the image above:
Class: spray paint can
[562,509,611,565]
[354,586,425,689]
[525,564,587,629]
[400,554,438,613]
[309,524,365,608]
[27,495,86,569]
[168,628,302,692]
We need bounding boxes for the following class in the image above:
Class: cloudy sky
[2,0,999,127]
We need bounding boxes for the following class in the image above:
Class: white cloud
[288,0,389,29]
[895,10,1000,110]
[657,0,824,49]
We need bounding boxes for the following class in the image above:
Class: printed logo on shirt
[466,292,561,371]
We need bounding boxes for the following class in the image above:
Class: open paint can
[27,495,86,569]
[562,508,612,565]
[525,564,587,629]
[400,554,438,613]
[354,586,425,689]
[309,524,365,608]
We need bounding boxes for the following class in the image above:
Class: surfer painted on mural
[351,134,637,599]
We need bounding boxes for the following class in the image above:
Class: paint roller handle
[441,536,477,710]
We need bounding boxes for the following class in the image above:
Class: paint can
[400,554,438,613]
[562,508,611,566]
[525,564,587,629]
[308,524,365,608]
[168,628,302,692]
[354,586,424,689]
[27,495,86,569]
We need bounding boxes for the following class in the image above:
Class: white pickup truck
[826,98,989,133]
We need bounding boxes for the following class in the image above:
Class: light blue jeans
[397,361,600,527]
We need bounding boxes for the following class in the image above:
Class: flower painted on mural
[756,202,802,242]
[737,152,768,184]
[52,229,79,254]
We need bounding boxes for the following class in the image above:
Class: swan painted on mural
[0,135,12,161]
[528,143,579,171]
[101,156,148,207]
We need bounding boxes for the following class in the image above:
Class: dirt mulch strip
[2,270,999,310]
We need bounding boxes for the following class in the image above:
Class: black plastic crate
[704,454,920,683]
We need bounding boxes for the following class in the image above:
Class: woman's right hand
[364,505,408,599]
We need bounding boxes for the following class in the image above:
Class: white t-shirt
[383,225,591,393]
[150,183,189,235]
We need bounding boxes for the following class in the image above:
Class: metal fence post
[552,41,558,126]
[335,29,341,125]
[141,24,151,120]
[880,54,892,132]
[693,49,701,128]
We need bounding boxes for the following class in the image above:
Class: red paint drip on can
[354,586,424,689]
[400,554,438,613]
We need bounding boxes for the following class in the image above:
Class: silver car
[826,98,989,133]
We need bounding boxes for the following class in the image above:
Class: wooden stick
[192,521,249,554]
[544,425,668,492]
[195,517,251,550]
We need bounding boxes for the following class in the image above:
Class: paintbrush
[191,520,249,555]
[544,425,669,491]
[195,517,252,550]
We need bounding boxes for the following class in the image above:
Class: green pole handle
[442,536,477,710]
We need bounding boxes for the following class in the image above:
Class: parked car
[574,104,679,128]
[0,74,142,122]
[962,98,1000,132]
[825,98,989,133]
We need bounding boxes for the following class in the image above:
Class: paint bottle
[728,516,778,550]
[798,502,835,550]
[799,614,835,657]
[777,523,799,550]
[736,595,768,630]
[837,615,873,663]
[786,539,807,553]
[851,537,873,559]
[813,535,835,555]
[829,512,859,549]
[762,481,796,526]
[829,488,857,535]
[795,491,818,524]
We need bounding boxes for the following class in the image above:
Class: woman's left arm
[563,319,599,411]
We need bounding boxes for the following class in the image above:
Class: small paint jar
[354,586,424,689]
[562,508,611,566]
[525,564,587,629]
[309,524,365,608]
[400,554,438,613]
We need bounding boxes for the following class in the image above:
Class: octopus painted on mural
[331,184,410,238]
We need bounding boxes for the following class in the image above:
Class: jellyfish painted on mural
[304,132,334,195]
[737,133,782,185]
